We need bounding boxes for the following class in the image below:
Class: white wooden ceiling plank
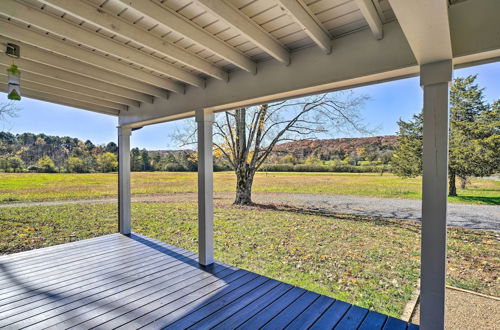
[41,0,228,80]
[195,0,290,64]
[315,2,359,23]
[2,0,198,89]
[116,0,257,73]
[0,66,140,107]
[0,19,168,99]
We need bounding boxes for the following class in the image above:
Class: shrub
[67,157,86,173]
[36,156,57,173]
[259,163,389,173]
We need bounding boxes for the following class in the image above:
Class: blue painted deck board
[0,233,418,329]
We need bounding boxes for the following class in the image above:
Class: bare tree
[176,92,370,205]
[0,101,19,122]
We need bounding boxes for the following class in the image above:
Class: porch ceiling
[0,0,498,122]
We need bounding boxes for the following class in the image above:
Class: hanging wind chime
[5,43,21,101]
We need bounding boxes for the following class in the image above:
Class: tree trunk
[234,167,254,205]
[459,175,468,189]
[448,171,457,197]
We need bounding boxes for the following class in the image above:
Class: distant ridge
[148,136,399,158]
[272,135,398,158]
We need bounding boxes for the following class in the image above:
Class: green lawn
[0,172,498,204]
[0,201,497,317]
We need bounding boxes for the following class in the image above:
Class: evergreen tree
[140,149,150,171]
[105,142,118,153]
[391,113,423,177]
[130,148,142,171]
[392,75,499,196]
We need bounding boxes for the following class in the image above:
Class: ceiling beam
[37,0,228,82]
[277,0,332,53]
[354,0,383,40]
[0,22,171,97]
[0,83,119,116]
[0,0,201,89]
[0,73,127,111]
[0,53,153,103]
[116,0,256,74]
[119,21,419,128]
[0,67,140,107]
[195,0,290,64]
[389,0,452,64]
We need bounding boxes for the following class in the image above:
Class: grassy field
[0,172,498,204]
[0,200,497,318]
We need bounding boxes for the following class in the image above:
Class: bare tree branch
[171,91,371,205]
[0,101,19,123]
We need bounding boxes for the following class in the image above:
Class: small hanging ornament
[7,64,21,101]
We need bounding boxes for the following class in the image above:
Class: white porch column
[419,60,452,330]
[196,110,214,266]
[118,126,132,236]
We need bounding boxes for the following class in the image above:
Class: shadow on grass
[234,202,422,235]
[451,195,500,205]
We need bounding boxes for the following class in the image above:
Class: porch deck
[0,233,418,329]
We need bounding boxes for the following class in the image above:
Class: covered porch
[1,0,499,329]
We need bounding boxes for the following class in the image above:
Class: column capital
[195,109,214,123]
[117,126,132,136]
[420,59,452,86]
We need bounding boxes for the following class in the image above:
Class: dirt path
[1,192,499,232]
[409,287,500,329]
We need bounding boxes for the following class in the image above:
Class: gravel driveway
[252,193,500,232]
[1,192,498,232]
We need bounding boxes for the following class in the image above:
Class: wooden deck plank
[0,234,124,263]
[83,269,249,329]
[309,300,351,329]
[111,271,259,329]
[31,264,236,329]
[261,290,320,329]
[0,236,132,276]
[335,305,370,329]
[236,286,306,329]
[0,252,198,327]
[0,244,186,302]
[212,283,294,329]
[134,273,268,329]
[0,233,191,285]
[0,233,417,330]
[359,311,388,329]
[0,241,189,298]
[383,316,409,330]
[0,233,119,262]
[187,279,283,329]
[158,271,264,329]
[0,249,196,312]
[0,238,141,281]
[284,295,335,329]
[51,265,238,329]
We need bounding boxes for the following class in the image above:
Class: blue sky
[2,62,499,150]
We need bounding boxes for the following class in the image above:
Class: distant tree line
[264,140,394,173]
[0,131,396,174]
[0,132,231,173]
[0,132,119,173]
